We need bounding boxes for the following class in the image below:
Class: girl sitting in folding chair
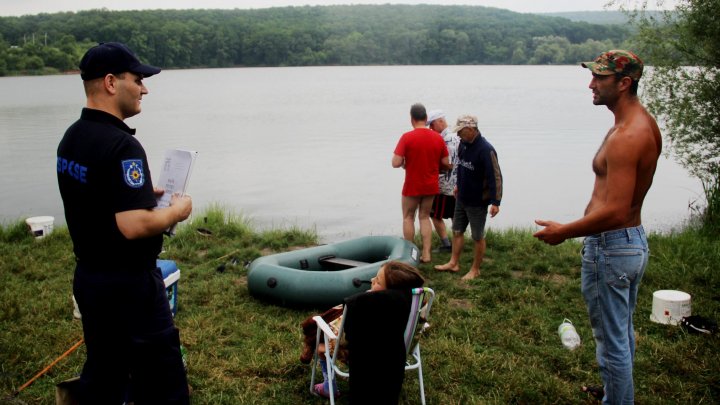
[299,260,425,403]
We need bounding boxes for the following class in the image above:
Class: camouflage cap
[451,114,478,133]
[581,50,643,81]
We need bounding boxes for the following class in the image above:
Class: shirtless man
[534,50,661,404]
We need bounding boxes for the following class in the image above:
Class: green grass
[1,209,719,404]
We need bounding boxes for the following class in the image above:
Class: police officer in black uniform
[57,42,192,404]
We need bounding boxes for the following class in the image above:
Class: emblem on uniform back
[122,159,145,188]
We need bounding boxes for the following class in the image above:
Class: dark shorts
[430,194,456,220]
[452,200,488,241]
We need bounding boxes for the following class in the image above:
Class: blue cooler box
[157,259,180,316]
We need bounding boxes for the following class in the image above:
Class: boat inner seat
[318,255,371,270]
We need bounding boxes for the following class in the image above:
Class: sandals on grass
[313,382,340,399]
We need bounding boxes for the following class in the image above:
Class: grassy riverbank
[1,208,718,404]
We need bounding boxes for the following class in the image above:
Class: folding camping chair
[310,287,435,405]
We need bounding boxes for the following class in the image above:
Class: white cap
[426,109,445,127]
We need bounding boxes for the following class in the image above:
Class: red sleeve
[440,137,449,158]
[394,133,408,156]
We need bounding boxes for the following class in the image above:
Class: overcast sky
[1,0,677,17]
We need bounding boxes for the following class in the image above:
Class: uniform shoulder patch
[122,159,145,188]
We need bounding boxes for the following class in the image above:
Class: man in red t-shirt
[392,103,451,263]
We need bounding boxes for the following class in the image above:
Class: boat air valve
[267,277,278,288]
[352,278,371,288]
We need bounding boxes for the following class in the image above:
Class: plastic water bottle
[558,318,581,350]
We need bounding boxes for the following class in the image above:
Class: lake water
[0,66,703,242]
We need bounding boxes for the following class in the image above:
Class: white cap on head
[426,109,445,127]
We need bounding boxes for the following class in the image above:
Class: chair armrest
[313,315,337,340]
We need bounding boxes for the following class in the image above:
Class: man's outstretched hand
[533,219,566,245]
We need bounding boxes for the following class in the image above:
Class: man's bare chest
[592,128,616,176]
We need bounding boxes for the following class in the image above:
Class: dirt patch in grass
[448,298,474,311]
[542,273,570,284]
[510,270,570,285]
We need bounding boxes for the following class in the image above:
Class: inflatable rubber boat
[247,235,419,308]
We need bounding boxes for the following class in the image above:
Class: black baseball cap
[79,42,161,81]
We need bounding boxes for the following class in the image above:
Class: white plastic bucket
[650,290,691,325]
[25,216,54,239]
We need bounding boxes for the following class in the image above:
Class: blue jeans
[581,226,648,405]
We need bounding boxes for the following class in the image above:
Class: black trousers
[73,263,189,405]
